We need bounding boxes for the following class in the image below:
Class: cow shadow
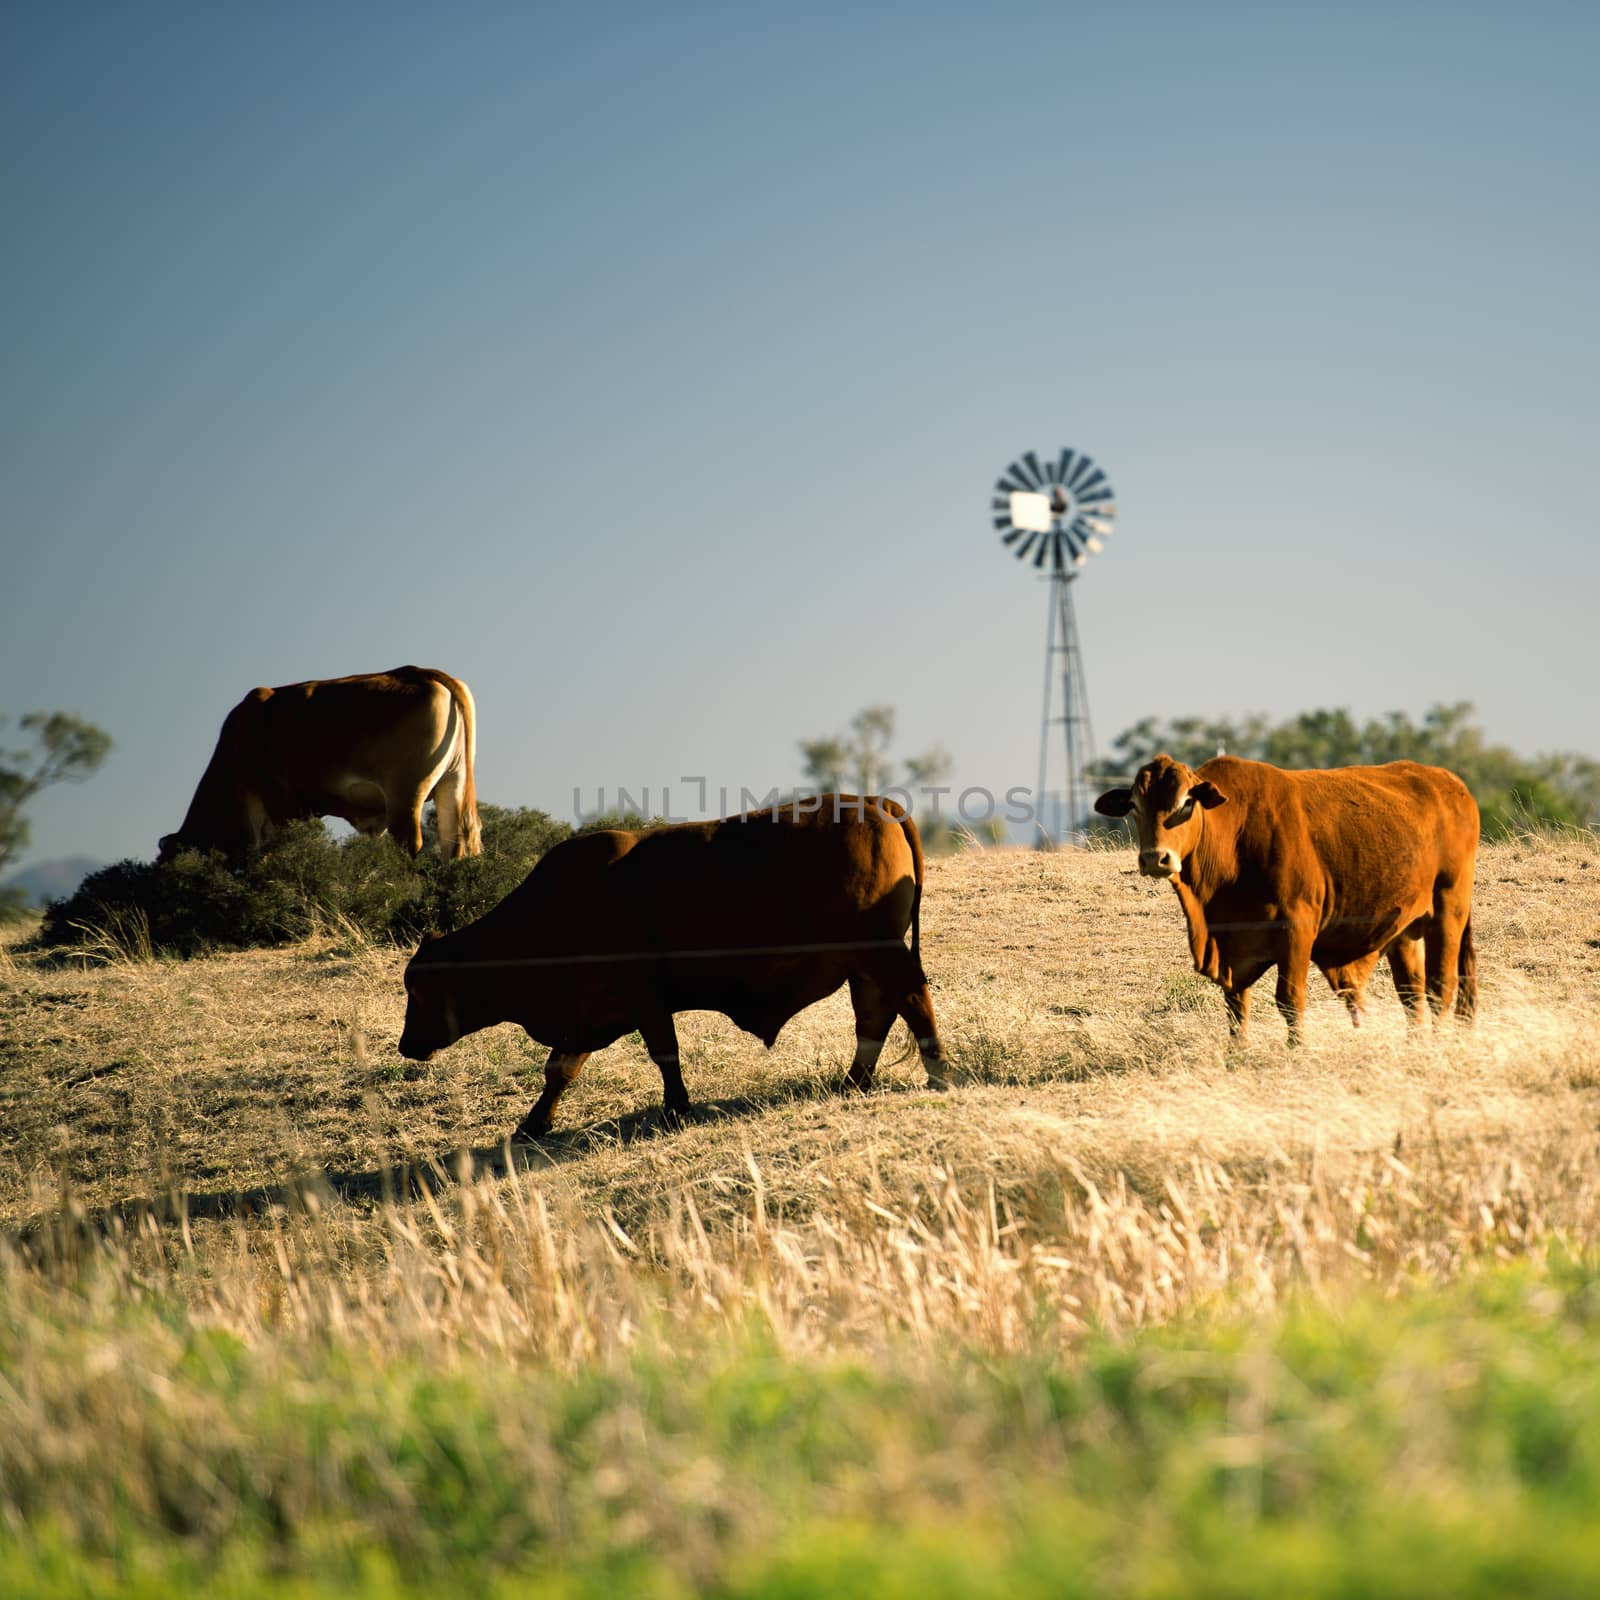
[9,1070,947,1255]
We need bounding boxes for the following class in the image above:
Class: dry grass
[4,835,1600,1592]
[3,833,1598,1360]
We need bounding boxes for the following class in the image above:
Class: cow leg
[244,792,272,851]
[1222,959,1271,1040]
[1324,952,1381,1030]
[1274,924,1314,1045]
[1424,907,1469,1019]
[385,786,429,857]
[1223,986,1250,1035]
[845,971,896,1091]
[515,1050,592,1140]
[850,955,956,1090]
[432,769,468,859]
[1387,937,1427,1026]
[895,980,956,1089]
[640,1016,691,1126]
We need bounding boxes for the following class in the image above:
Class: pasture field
[2,832,1599,1595]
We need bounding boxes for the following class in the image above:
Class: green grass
[5,1250,1599,1597]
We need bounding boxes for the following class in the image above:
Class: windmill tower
[991,449,1117,845]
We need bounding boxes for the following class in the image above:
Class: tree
[1106,702,1597,838]
[1,713,112,911]
[799,705,951,797]
[796,736,852,794]
[796,707,980,848]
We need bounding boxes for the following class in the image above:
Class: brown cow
[1094,755,1478,1042]
[160,665,480,861]
[398,795,954,1137]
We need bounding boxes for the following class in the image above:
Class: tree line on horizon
[3,698,1596,932]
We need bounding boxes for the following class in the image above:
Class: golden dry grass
[2,832,1598,1362]
[4,832,1600,1599]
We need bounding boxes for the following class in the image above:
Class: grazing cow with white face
[160,665,481,861]
[1094,754,1479,1042]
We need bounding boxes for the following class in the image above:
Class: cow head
[157,833,183,864]
[398,933,464,1061]
[1094,754,1227,880]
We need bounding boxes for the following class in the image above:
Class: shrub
[573,809,660,835]
[36,803,570,957]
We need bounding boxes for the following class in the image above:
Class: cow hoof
[662,1103,691,1130]
[511,1118,552,1143]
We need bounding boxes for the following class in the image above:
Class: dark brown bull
[160,665,480,861]
[1094,754,1479,1042]
[398,795,955,1136]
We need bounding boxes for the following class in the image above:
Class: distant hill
[2,855,105,908]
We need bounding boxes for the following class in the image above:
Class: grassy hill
[2,833,1598,1595]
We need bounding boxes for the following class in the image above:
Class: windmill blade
[991,448,1115,574]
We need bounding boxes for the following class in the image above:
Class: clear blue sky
[5,3,1597,868]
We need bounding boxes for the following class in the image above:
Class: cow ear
[1191,781,1227,809]
[1094,787,1135,818]
[419,930,442,946]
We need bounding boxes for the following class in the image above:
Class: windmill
[991,448,1117,845]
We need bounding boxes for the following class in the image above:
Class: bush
[573,810,660,835]
[36,803,570,957]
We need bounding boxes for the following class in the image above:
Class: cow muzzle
[396,1030,436,1063]
[1139,848,1182,879]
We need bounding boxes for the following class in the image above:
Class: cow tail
[454,676,481,856]
[422,668,481,856]
[1455,914,1477,1020]
[901,810,926,976]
